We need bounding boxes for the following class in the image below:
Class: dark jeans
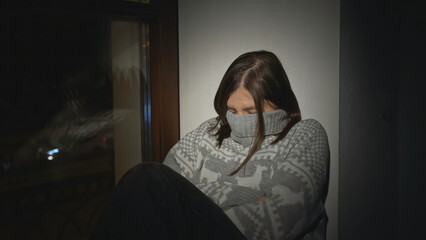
[91,162,246,240]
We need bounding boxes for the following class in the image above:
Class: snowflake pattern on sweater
[163,118,329,240]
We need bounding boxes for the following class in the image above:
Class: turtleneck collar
[226,109,288,147]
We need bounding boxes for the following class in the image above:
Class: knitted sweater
[163,111,329,240]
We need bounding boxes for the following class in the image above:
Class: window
[0,0,178,238]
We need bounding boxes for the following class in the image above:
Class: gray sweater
[163,111,329,240]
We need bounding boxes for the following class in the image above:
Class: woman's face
[227,87,277,115]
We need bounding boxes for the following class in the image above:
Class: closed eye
[243,107,257,114]
[227,106,257,115]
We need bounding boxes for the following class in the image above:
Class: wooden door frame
[150,0,179,163]
[103,0,180,162]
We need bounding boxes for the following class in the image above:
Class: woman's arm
[162,120,213,185]
[224,120,330,239]
[195,181,265,208]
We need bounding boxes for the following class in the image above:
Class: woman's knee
[116,162,176,193]
[119,162,162,181]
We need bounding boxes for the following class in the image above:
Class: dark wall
[339,0,425,239]
[396,2,426,239]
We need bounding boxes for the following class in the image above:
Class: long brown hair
[212,50,301,175]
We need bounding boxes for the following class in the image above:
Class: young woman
[92,51,330,240]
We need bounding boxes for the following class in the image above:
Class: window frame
[107,0,179,163]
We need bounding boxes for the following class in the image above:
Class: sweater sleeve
[195,181,265,208]
[224,119,330,240]
[163,119,214,185]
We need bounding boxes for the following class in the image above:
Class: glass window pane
[1,10,151,239]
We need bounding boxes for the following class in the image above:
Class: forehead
[227,87,255,107]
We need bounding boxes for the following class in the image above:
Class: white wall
[178,0,339,239]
